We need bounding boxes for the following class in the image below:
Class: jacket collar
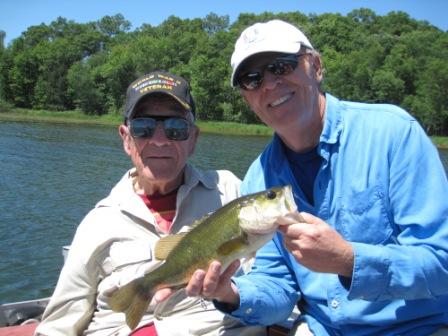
[96,163,216,226]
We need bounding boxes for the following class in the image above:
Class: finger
[153,288,173,304]
[219,259,240,285]
[299,212,319,224]
[202,261,222,296]
[276,211,308,227]
[276,212,299,226]
[294,211,307,223]
[103,285,118,297]
[185,269,205,297]
[278,222,307,235]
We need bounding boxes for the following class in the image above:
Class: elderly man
[182,20,448,336]
[35,70,264,336]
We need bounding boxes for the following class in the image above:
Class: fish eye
[266,190,276,200]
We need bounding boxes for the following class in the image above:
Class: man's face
[119,96,198,194]
[238,51,323,135]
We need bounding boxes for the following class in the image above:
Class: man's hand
[153,260,241,306]
[278,211,354,277]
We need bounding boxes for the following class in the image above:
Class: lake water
[0,121,447,304]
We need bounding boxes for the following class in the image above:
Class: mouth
[145,155,172,160]
[269,92,294,108]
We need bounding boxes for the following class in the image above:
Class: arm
[36,209,157,336]
[231,236,300,326]
[35,225,97,336]
[348,121,448,301]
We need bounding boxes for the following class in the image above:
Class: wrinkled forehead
[134,94,189,118]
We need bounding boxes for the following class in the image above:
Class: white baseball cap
[230,20,313,87]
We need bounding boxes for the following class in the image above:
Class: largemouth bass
[109,185,296,330]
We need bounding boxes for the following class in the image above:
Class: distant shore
[0,108,273,137]
[1,108,447,148]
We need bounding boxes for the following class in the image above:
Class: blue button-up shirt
[232,94,448,335]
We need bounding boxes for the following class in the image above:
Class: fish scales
[109,185,296,330]
[144,195,253,288]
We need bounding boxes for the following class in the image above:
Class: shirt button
[245,308,253,314]
[331,299,339,309]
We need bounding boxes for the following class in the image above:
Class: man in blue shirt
[169,20,448,335]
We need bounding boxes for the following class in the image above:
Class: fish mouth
[284,185,297,212]
[242,223,278,235]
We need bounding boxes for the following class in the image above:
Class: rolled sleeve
[348,242,390,300]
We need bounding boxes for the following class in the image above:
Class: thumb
[299,212,320,224]
[276,211,308,226]
[153,288,174,304]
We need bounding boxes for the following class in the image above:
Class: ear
[119,124,132,155]
[188,125,200,156]
[312,54,324,83]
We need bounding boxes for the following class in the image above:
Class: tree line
[0,9,447,135]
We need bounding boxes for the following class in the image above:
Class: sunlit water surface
[0,121,446,303]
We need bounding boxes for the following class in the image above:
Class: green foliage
[0,30,5,51]
[0,10,447,135]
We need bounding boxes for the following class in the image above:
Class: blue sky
[1,0,447,46]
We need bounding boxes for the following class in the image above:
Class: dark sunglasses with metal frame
[236,53,307,91]
[129,116,192,141]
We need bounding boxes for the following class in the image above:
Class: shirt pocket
[97,240,156,303]
[102,239,153,275]
[336,185,393,244]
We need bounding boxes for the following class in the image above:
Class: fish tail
[109,278,153,330]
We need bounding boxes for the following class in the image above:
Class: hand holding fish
[186,260,241,304]
[278,211,354,277]
[153,259,240,306]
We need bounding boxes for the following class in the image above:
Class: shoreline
[1,109,447,148]
[0,110,273,137]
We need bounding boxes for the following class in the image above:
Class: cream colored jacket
[35,165,265,336]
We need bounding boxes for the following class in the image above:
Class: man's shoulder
[339,98,414,123]
[188,164,240,183]
[186,164,241,194]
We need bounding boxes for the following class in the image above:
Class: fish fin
[154,288,188,320]
[109,277,153,330]
[192,213,211,227]
[217,235,248,256]
[154,233,187,260]
[154,213,212,260]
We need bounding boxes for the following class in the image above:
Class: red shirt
[138,189,177,233]
[130,322,157,336]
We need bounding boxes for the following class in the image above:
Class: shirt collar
[183,163,218,190]
[319,93,344,145]
[270,93,343,152]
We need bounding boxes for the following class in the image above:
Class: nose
[150,122,170,145]
[261,71,282,91]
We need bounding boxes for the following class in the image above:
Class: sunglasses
[129,117,191,141]
[237,53,304,91]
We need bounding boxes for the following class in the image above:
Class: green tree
[96,14,131,37]
[67,53,109,115]
[309,13,359,52]
[0,30,5,51]
[371,69,405,104]
[202,12,230,35]
[0,10,447,133]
